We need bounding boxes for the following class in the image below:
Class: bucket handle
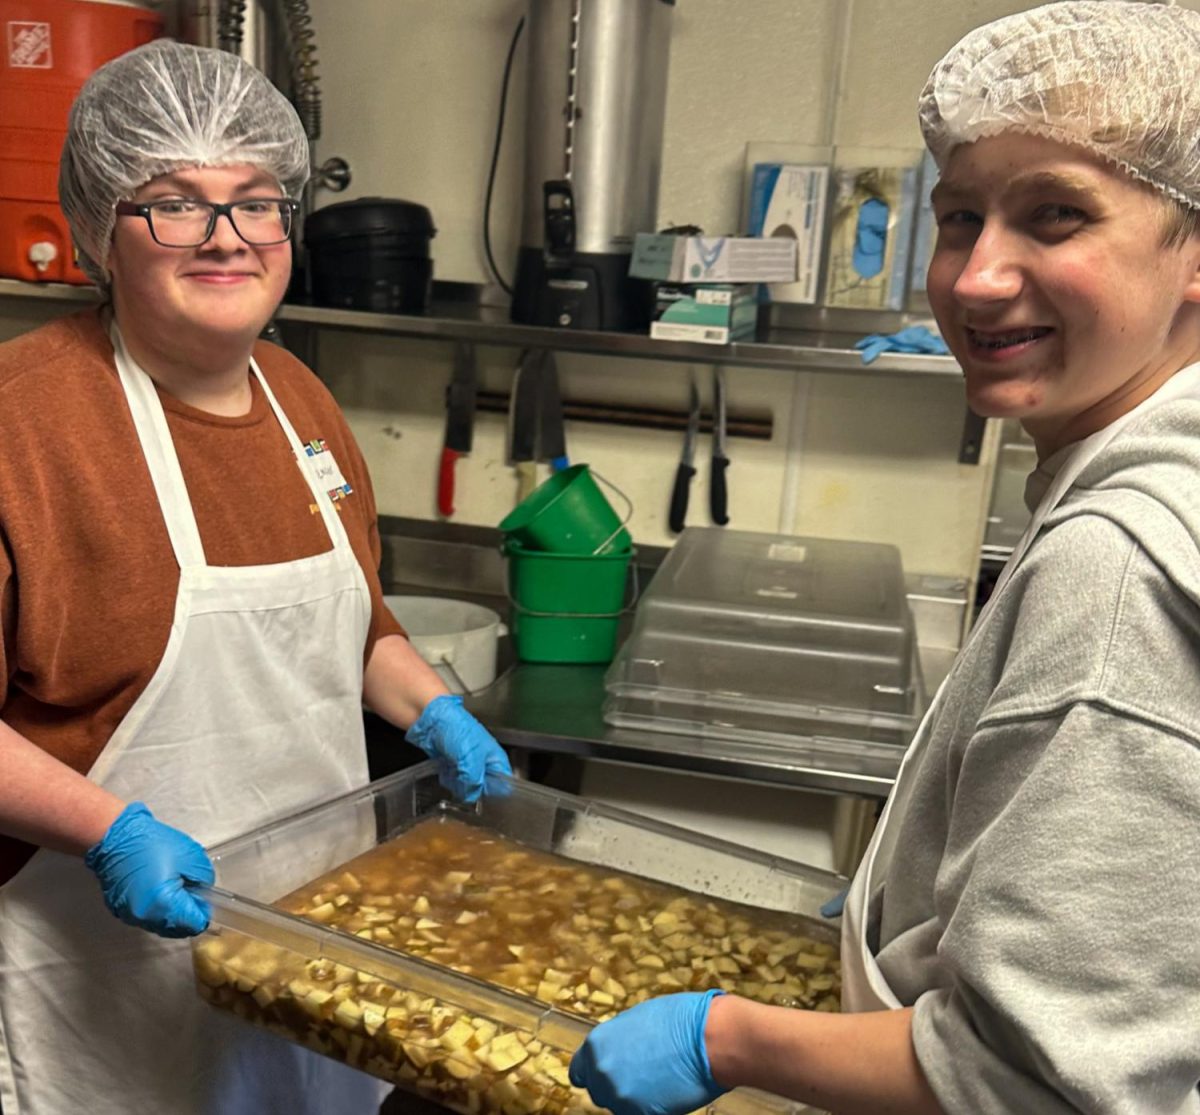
[433,654,472,695]
[587,468,634,556]
[502,552,642,619]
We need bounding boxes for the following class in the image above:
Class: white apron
[0,325,391,1114]
[841,366,1200,1011]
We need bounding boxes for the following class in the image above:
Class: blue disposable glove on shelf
[83,802,213,938]
[854,324,950,364]
[820,888,848,918]
[569,990,728,1115]
[406,693,513,803]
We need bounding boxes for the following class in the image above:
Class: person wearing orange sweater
[0,40,509,1115]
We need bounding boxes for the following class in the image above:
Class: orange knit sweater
[0,309,404,883]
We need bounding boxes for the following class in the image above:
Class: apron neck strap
[109,322,208,569]
[248,357,349,548]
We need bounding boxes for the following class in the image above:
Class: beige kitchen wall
[309,0,1039,580]
[14,3,1197,579]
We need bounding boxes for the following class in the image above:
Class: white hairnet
[919,1,1200,210]
[59,39,310,287]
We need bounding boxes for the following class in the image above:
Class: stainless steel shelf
[0,277,97,302]
[0,276,961,377]
[276,302,961,377]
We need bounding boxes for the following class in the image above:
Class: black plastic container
[305,198,436,313]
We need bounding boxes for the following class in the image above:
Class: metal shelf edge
[0,279,962,378]
[0,277,97,303]
[274,302,962,378]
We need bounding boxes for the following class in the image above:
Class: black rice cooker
[305,198,436,314]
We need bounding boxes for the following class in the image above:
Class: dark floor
[380,1087,455,1115]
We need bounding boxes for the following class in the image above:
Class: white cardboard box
[746,163,830,305]
[630,233,798,284]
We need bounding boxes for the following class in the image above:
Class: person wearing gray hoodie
[567,5,1200,1113]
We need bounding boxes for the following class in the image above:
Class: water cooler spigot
[28,241,57,274]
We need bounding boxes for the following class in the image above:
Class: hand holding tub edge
[84,802,213,938]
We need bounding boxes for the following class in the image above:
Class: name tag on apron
[301,439,353,502]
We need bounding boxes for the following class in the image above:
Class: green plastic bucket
[505,540,633,664]
[498,464,632,555]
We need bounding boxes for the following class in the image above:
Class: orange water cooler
[0,0,162,284]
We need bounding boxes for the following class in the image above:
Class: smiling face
[107,164,293,356]
[927,134,1200,455]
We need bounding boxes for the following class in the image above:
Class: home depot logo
[7,22,52,70]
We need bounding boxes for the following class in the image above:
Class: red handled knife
[437,343,478,517]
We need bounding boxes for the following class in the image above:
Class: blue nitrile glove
[820,888,848,918]
[83,802,213,938]
[569,990,729,1115]
[406,694,513,803]
[854,325,950,365]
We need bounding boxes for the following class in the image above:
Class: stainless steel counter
[379,517,967,801]
[465,662,904,797]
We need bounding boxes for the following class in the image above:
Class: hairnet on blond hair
[59,39,310,287]
[919,1,1200,211]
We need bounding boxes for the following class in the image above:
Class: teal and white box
[747,163,830,305]
[650,283,758,344]
[630,233,797,284]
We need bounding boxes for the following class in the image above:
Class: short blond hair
[1162,201,1200,250]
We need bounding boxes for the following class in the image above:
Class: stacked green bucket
[498,465,634,664]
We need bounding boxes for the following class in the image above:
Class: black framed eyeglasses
[114,198,300,247]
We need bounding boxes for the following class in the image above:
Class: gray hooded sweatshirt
[870,368,1200,1113]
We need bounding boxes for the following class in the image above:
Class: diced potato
[651,911,679,936]
[403,1040,434,1069]
[301,988,333,1018]
[485,1032,529,1073]
[362,1007,386,1036]
[194,951,226,988]
[440,1018,476,1051]
[443,1053,477,1080]
[333,998,362,1029]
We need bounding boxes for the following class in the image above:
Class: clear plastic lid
[606,528,921,748]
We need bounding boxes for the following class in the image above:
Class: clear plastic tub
[192,764,844,1115]
[605,528,922,750]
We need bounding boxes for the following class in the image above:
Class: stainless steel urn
[511,0,675,331]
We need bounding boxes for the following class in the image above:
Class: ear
[1182,234,1200,305]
